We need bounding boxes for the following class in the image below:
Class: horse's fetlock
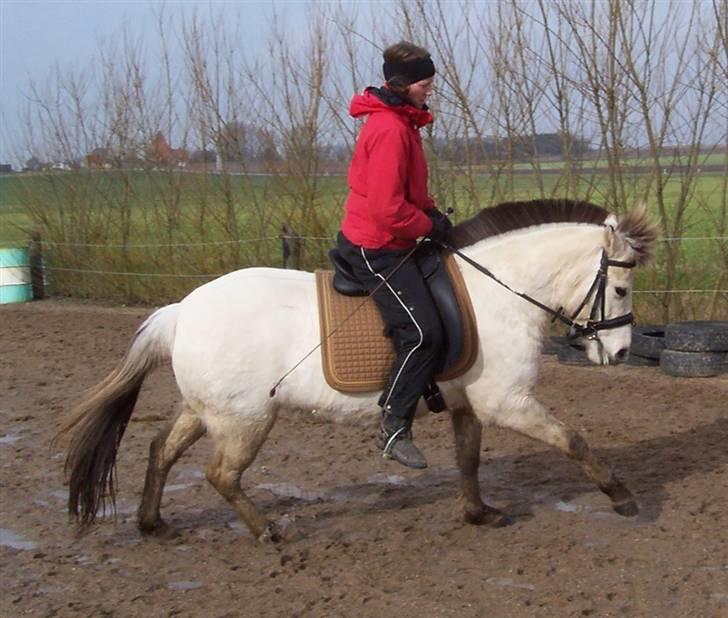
[258,523,282,543]
[566,431,589,460]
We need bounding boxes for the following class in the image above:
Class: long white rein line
[268,242,421,397]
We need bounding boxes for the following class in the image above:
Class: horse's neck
[458,223,605,320]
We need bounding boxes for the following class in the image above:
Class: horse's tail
[55,303,180,530]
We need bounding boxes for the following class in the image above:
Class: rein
[437,240,636,340]
[269,242,420,397]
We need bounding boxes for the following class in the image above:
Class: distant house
[148,133,188,168]
[85,148,114,169]
[0,164,13,174]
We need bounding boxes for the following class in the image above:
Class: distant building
[148,133,188,168]
[0,164,13,174]
[85,148,114,169]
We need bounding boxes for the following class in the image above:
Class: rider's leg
[337,240,444,469]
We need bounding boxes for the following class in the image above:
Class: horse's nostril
[616,348,629,362]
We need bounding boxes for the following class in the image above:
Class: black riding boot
[376,411,428,469]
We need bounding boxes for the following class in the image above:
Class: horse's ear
[604,214,618,230]
[615,204,659,266]
[603,216,623,257]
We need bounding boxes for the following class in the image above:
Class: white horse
[59,199,657,541]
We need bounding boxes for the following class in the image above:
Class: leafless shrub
[11,0,726,319]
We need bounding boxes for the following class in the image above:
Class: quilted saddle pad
[315,254,479,393]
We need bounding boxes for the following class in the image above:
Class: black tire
[626,353,660,367]
[557,344,591,366]
[631,325,666,359]
[665,321,728,353]
[660,349,727,378]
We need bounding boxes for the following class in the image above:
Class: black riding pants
[337,232,444,422]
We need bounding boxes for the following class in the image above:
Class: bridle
[563,250,636,340]
[438,240,636,342]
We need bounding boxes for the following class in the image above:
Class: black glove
[427,208,453,243]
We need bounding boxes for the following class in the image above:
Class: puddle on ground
[366,473,408,486]
[48,489,67,501]
[256,469,459,505]
[168,581,203,591]
[164,483,195,493]
[0,528,37,550]
[174,468,205,481]
[485,576,536,591]
[37,586,68,595]
[553,500,591,514]
[0,434,20,445]
[256,483,326,502]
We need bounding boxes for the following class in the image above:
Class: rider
[336,41,452,469]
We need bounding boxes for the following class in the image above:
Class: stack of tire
[629,325,666,367]
[552,321,728,376]
[659,321,728,378]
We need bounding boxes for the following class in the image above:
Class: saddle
[315,243,479,393]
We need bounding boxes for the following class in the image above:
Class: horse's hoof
[257,523,283,544]
[465,505,514,528]
[139,520,179,539]
[612,499,639,517]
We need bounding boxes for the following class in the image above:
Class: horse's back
[172,267,320,405]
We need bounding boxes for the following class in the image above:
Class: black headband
[383,56,436,85]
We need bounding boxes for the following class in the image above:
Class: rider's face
[407,77,434,109]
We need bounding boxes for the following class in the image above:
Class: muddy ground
[1,299,727,617]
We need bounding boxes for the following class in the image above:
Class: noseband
[439,242,636,341]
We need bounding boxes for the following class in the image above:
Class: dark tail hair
[54,304,179,530]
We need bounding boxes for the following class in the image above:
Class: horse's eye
[615,287,627,297]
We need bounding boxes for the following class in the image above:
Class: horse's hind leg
[494,398,638,516]
[451,407,511,527]
[138,402,205,537]
[205,415,278,542]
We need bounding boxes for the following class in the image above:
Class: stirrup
[376,423,427,469]
[381,426,408,457]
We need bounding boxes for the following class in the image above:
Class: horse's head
[579,205,658,365]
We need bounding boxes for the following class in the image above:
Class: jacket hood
[349,87,433,128]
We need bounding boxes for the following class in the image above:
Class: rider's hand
[427,208,453,243]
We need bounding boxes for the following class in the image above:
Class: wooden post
[29,231,45,300]
[281,223,302,270]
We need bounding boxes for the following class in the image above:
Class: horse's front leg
[451,406,512,527]
[494,397,638,516]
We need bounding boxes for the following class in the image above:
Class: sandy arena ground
[1,299,727,617]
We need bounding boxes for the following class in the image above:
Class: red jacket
[341,88,435,250]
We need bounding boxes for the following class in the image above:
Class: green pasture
[2,169,724,244]
[0,169,725,320]
[509,152,726,172]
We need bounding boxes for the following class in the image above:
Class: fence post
[281,223,302,270]
[29,231,45,300]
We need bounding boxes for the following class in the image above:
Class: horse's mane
[448,199,609,249]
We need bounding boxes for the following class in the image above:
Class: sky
[0,1,720,167]
[0,0,312,167]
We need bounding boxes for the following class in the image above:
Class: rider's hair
[383,41,433,96]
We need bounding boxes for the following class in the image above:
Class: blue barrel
[0,248,33,304]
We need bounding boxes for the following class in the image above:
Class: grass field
[1,169,725,320]
[508,152,726,171]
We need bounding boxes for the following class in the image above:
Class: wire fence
[2,234,721,296]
